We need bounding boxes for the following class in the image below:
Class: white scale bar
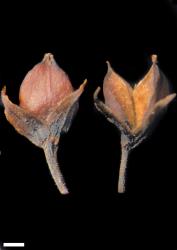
[3,243,25,247]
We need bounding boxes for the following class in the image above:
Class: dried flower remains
[1,53,87,195]
[94,55,176,193]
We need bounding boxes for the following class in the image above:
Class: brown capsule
[94,55,176,193]
[2,53,87,195]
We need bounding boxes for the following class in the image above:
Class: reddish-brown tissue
[19,53,74,117]
[2,53,87,195]
[94,55,176,193]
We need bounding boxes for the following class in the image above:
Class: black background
[0,0,177,249]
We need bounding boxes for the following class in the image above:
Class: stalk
[118,134,130,193]
[43,141,69,195]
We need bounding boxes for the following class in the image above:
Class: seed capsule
[94,55,176,193]
[2,53,87,195]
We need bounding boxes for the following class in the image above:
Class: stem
[43,141,69,195]
[118,135,130,193]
